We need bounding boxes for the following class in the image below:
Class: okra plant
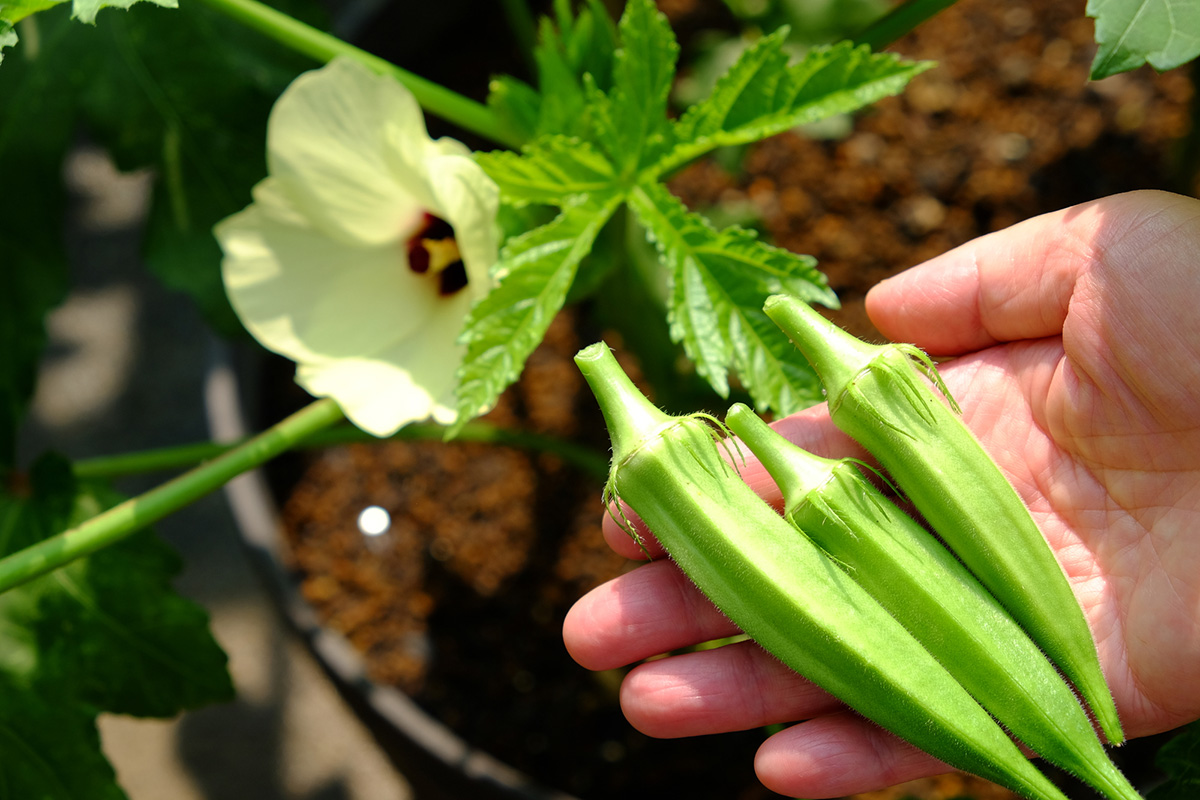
[0,0,1197,795]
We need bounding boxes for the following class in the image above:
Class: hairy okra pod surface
[763,293,1122,745]
[725,403,1141,800]
[574,341,1071,800]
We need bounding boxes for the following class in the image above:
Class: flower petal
[216,202,438,364]
[267,58,425,246]
[296,292,473,435]
[424,153,501,296]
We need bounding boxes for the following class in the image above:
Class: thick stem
[194,0,525,148]
[0,398,345,596]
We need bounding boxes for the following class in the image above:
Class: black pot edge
[203,340,579,800]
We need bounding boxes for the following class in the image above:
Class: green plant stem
[73,420,610,483]
[851,0,959,51]
[0,398,345,596]
[194,0,525,148]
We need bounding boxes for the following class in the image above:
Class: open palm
[563,190,1200,798]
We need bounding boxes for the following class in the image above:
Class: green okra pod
[762,293,1123,745]
[575,341,1071,800]
[724,403,1141,800]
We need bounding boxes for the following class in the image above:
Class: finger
[620,640,843,738]
[755,711,953,799]
[562,559,740,671]
[864,195,1113,355]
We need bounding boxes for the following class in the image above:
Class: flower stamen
[406,212,469,296]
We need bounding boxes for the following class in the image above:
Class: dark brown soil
[273,0,1193,797]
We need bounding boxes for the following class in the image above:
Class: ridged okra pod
[724,403,1141,800]
[575,341,1071,800]
[763,293,1122,745]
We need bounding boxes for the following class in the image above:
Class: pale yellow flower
[215,57,499,436]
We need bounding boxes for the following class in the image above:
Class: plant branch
[0,398,345,596]
[73,419,611,483]
[851,0,959,51]
[194,0,525,148]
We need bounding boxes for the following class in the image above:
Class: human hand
[562,189,1200,797]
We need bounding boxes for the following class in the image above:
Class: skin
[562,190,1200,798]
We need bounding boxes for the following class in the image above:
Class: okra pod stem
[575,341,1071,800]
[762,293,1123,745]
[725,403,1142,800]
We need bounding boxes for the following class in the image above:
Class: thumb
[864,195,1125,355]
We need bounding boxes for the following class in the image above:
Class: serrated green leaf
[580,70,621,157]
[674,27,793,144]
[1148,722,1200,800]
[1087,0,1200,79]
[0,0,59,25]
[627,180,833,415]
[453,192,624,430]
[532,13,589,138]
[0,454,232,798]
[0,0,174,30]
[0,23,15,61]
[0,671,128,800]
[656,39,932,178]
[70,0,175,25]
[562,0,616,93]
[486,74,542,144]
[476,135,617,207]
[604,0,679,173]
[0,455,234,717]
[592,210,724,414]
[485,0,618,145]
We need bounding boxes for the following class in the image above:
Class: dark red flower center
[406,213,468,296]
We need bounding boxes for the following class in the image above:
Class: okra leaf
[655,38,932,178]
[0,455,235,717]
[1148,721,1200,800]
[452,192,624,431]
[1087,0,1200,79]
[0,672,128,800]
[627,180,834,414]
[557,0,616,95]
[0,454,234,797]
[489,0,616,141]
[0,23,14,61]
[0,0,176,45]
[475,136,618,207]
[602,0,678,174]
[486,74,542,144]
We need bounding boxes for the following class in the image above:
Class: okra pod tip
[764,293,880,394]
[575,342,673,466]
[725,403,839,506]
